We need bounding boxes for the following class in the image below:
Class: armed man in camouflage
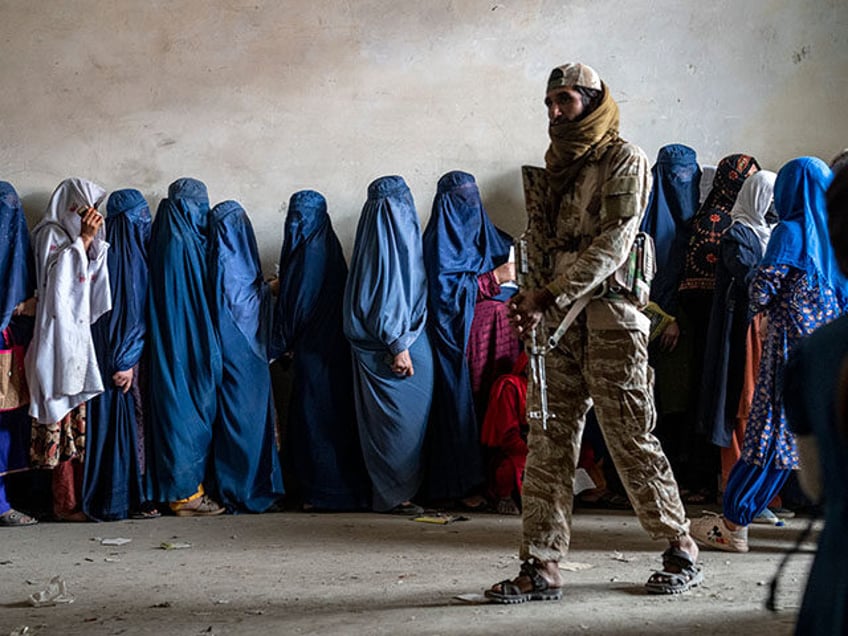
[485,63,702,602]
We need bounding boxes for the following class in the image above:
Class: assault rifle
[516,236,553,431]
[517,166,656,433]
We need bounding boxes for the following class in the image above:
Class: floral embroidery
[742,265,842,469]
[679,154,760,291]
[30,405,86,468]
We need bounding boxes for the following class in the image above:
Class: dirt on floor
[0,506,813,635]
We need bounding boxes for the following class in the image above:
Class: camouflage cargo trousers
[520,325,689,563]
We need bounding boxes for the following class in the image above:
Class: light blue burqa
[343,176,433,511]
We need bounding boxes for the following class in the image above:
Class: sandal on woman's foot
[753,508,781,525]
[0,509,38,527]
[456,498,491,513]
[385,501,424,516]
[495,498,521,516]
[769,506,795,519]
[172,495,225,517]
[485,559,563,604]
[645,547,704,595]
[130,507,162,520]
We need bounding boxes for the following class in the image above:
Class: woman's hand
[79,206,104,252]
[267,276,280,296]
[390,349,414,377]
[659,320,680,352]
[112,368,134,394]
[13,297,36,317]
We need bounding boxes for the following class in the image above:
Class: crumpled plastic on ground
[99,537,132,546]
[28,575,74,607]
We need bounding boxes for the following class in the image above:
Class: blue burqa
[422,170,512,500]
[272,190,369,510]
[0,182,34,335]
[209,200,283,512]
[0,182,34,497]
[343,176,434,511]
[83,189,150,520]
[640,144,701,315]
[146,178,222,502]
[762,157,848,309]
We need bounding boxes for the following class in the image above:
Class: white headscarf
[698,165,716,205]
[32,177,108,286]
[729,170,777,253]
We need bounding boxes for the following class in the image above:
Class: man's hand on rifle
[507,288,556,334]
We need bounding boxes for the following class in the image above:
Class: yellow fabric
[170,484,204,511]
[544,82,620,194]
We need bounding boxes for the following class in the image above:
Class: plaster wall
[1,0,846,266]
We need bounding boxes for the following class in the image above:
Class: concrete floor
[0,507,812,635]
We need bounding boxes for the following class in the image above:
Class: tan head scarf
[544,63,620,194]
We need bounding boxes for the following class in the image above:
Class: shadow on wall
[480,168,527,238]
[21,192,52,229]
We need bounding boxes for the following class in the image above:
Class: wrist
[540,287,556,309]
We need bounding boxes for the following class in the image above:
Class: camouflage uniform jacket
[527,137,652,332]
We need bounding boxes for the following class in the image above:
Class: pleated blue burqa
[272,190,369,510]
[146,178,222,502]
[421,171,512,500]
[0,182,35,493]
[0,182,33,336]
[83,189,150,520]
[343,176,434,512]
[209,200,283,512]
[639,144,701,315]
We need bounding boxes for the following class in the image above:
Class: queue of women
[0,171,521,524]
[1,147,847,551]
[640,147,848,556]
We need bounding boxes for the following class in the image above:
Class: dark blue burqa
[0,182,34,491]
[343,176,434,511]
[272,190,369,510]
[421,171,512,500]
[640,144,701,315]
[146,178,222,502]
[698,223,763,445]
[209,200,283,512]
[0,182,33,335]
[83,189,150,520]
